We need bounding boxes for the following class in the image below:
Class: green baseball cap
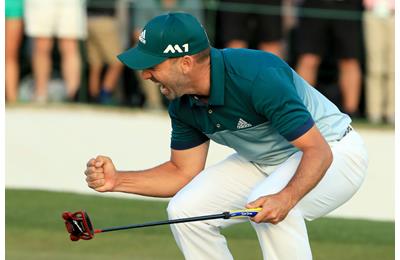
[118,12,210,70]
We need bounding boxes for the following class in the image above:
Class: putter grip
[228,208,262,218]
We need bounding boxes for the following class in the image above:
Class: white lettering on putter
[163,43,189,53]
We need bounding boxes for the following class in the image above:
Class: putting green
[5,189,394,260]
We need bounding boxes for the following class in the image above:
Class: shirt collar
[189,47,225,107]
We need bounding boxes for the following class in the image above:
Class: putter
[62,208,262,241]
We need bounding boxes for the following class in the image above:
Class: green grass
[5,189,394,260]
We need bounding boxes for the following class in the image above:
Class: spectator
[86,0,124,105]
[219,0,284,57]
[295,0,363,117]
[5,0,24,103]
[363,0,394,124]
[24,0,87,103]
[132,0,204,110]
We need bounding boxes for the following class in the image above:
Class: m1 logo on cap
[163,43,189,54]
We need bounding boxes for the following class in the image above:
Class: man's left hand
[246,193,295,224]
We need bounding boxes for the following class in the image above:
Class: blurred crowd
[5,0,395,124]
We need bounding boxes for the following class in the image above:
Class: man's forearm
[112,161,198,197]
[280,147,333,208]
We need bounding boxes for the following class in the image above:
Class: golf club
[62,208,262,241]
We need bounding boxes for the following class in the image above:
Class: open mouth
[160,85,170,96]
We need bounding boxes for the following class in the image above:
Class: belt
[336,126,353,142]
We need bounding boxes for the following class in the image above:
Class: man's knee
[167,193,194,219]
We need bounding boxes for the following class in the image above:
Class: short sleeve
[168,104,209,150]
[251,67,314,141]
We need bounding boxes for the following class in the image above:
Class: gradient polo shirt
[168,48,351,166]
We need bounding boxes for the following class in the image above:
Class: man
[85,12,368,259]
[295,0,363,117]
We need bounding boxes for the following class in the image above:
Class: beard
[150,68,186,100]
[159,84,179,100]
[160,77,187,100]
[149,77,175,100]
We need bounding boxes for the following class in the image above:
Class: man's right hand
[85,156,117,192]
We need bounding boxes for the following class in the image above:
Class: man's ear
[180,55,194,74]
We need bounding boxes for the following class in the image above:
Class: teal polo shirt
[168,48,351,166]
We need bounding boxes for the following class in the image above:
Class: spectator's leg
[258,41,282,57]
[88,63,102,99]
[87,18,102,101]
[32,37,54,102]
[5,19,24,103]
[225,40,248,49]
[59,38,81,100]
[334,6,363,116]
[363,11,383,123]
[103,62,124,93]
[219,3,249,49]
[256,0,283,58]
[338,58,362,115]
[296,54,321,86]
[89,17,123,104]
[385,14,395,124]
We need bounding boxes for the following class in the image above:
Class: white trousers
[167,130,368,260]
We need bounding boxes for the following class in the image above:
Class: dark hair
[169,47,210,65]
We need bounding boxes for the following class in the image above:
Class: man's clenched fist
[84,155,117,192]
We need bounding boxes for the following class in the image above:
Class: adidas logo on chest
[237,118,252,129]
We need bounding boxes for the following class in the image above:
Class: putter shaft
[95,208,262,234]
[96,212,230,233]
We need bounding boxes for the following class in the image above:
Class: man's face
[141,58,187,100]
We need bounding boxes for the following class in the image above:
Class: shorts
[24,0,87,39]
[220,0,283,44]
[296,0,362,59]
[87,17,123,65]
[6,0,24,19]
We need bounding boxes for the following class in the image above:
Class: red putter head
[62,211,95,241]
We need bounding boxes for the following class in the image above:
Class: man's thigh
[248,131,367,221]
[298,131,368,220]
